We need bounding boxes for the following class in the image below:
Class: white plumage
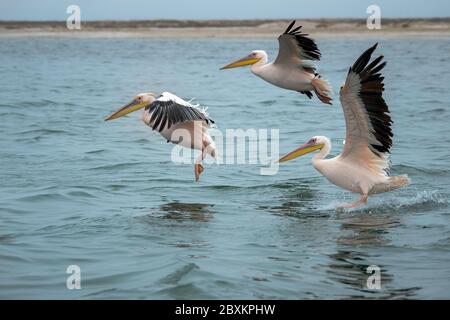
[278,44,410,209]
[221,20,333,105]
[105,91,216,181]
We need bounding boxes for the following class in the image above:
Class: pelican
[220,20,332,105]
[105,92,216,182]
[278,43,410,208]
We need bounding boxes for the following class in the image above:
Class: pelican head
[105,92,156,121]
[220,50,266,70]
[278,136,329,163]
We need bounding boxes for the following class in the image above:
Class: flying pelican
[105,92,216,182]
[277,43,410,208]
[220,20,332,105]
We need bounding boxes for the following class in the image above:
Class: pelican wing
[339,43,393,172]
[274,20,321,68]
[145,92,214,133]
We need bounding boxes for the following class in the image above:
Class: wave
[0,207,30,214]
[205,177,320,191]
[0,111,28,118]
[159,262,199,285]
[66,190,98,198]
[16,128,69,136]
[87,161,147,171]
[20,99,59,107]
[205,184,244,190]
[391,164,450,177]
[85,149,105,154]
[15,192,70,202]
[0,252,33,263]
[258,100,277,106]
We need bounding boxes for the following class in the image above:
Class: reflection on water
[327,250,391,294]
[336,213,400,245]
[330,213,394,297]
[326,249,420,299]
[136,202,215,250]
[327,213,422,299]
[141,201,214,223]
[258,180,328,217]
[152,202,214,222]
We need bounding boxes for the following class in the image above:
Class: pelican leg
[194,144,207,182]
[338,194,368,210]
[194,163,204,182]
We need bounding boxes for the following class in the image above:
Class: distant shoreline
[1,18,449,37]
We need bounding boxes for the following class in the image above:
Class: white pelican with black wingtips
[105,92,216,182]
[278,43,410,209]
[220,20,332,105]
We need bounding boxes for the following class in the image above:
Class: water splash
[336,190,449,214]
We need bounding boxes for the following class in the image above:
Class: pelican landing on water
[105,92,216,182]
[278,43,410,209]
[220,20,332,105]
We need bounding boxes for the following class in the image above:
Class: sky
[0,0,449,20]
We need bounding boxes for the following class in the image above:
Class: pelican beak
[220,55,261,70]
[278,141,324,163]
[105,99,147,121]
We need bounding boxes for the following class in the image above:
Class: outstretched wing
[144,92,214,133]
[273,20,321,69]
[339,43,393,173]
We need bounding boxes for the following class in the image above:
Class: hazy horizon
[1,17,450,22]
[0,0,449,21]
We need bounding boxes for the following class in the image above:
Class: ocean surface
[0,35,449,299]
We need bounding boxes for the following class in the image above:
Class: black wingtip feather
[364,55,383,72]
[280,20,321,61]
[145,99,215,133]
[290,25,302,33]
[350,43,393,155]
[284,20,296,34]
[351,42,378,73]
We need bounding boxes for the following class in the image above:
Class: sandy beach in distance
[0,18,449,37]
